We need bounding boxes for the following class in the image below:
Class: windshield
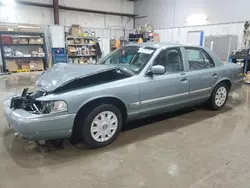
[99,46,156,74]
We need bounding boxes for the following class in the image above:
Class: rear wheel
[77,104,123,149]
[209,82,229,110]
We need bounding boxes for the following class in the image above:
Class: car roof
[126,42,204,49]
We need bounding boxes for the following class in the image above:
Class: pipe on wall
[53,0,59,25]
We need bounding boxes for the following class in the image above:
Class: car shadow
[3,96,243,169]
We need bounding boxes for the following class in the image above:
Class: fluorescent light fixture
[1,0,16,6]
[187,14,208,25]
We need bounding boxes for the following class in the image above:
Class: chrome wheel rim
[90,111,118,142]
[215,86,227,107]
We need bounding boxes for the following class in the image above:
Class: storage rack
[110,39,127,52]
[66,35,98,64]
[0,31,48,72]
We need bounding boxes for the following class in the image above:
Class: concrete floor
[0,72,250,188]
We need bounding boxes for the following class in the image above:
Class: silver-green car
[4,43,244,148]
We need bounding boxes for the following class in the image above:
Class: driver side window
[153,47,184,73]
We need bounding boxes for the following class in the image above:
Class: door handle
[180,77,188,82]
[180,72,186,76]
[212,73,218,77]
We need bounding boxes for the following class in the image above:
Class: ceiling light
[0,0,16,6]
[187,14,208,26]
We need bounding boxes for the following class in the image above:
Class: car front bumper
[4,98,75,140]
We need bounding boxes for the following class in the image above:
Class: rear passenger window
[185,48,215,70]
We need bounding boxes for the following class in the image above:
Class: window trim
[152,47,184,75]
[199,48,215,67]
[184,47,216,72]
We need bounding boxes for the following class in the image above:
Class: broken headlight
[40,100,68,114]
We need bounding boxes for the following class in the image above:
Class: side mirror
[148,65,165,75]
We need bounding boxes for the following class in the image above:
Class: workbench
[229,55,250,74]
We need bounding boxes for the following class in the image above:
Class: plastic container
[2,36,12,44]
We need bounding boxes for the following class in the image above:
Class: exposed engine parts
[10,88,49,114]
[10,68,132,115]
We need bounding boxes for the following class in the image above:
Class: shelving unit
[4,57,45,60]
[68,54,97,58]
[66,35,97,40]
[0,31,48,72]
[67,44,94,46]
[3,44,43,47]
[66,34,98,64]
[230,55,250,79]
[110,39,127,52]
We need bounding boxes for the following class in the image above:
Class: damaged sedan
[4,44,244,148]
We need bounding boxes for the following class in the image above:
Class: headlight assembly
[40,100,68,114]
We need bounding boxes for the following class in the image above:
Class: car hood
[36,63,116,92]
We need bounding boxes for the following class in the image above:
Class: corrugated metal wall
[155,22,245,49]
[0,0,134,30]
[135,0,250,29]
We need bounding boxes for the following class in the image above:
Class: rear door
[184,47,219,100]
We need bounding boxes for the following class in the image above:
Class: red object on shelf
[2,36,12,44]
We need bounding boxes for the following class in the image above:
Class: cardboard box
[29,61,37,71]
[21,62,30,70]
[31,51,38,57]
[245,71,250,83]
[18,24,41,33]
[68,46,77,53]
[37,47,44,53]
[68,40,74,44]
[30,60,44,70]
[36,60,44,70]
[29,38,43,44]
[7,61,18,72]
[0,25,17,32]
[80,38,85,44]
[74,39,81,44]
[70,25,81,37]
[38,53,45,57]
[19,38,28,44]
[15,61,22,70]
[12,38,19,44]
[153,33,160,42]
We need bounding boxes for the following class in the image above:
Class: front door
[184,47,219,100]
[139,47,189,116]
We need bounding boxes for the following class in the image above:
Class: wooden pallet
[8,70,18,73]
[17,69,30,73]
[8,69,44,73]
[30,69,44,72]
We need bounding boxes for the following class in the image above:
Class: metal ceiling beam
[16,0,137,18]
[59,5,137,17]
[16,1,53,8]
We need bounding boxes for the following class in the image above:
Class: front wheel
[209,83,229,110]
[80,104,123,149]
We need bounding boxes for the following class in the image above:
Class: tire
[77,104,123,149]
[209,82,229,110]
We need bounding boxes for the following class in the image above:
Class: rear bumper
[231,77,244,91]
[4,98,75,140]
